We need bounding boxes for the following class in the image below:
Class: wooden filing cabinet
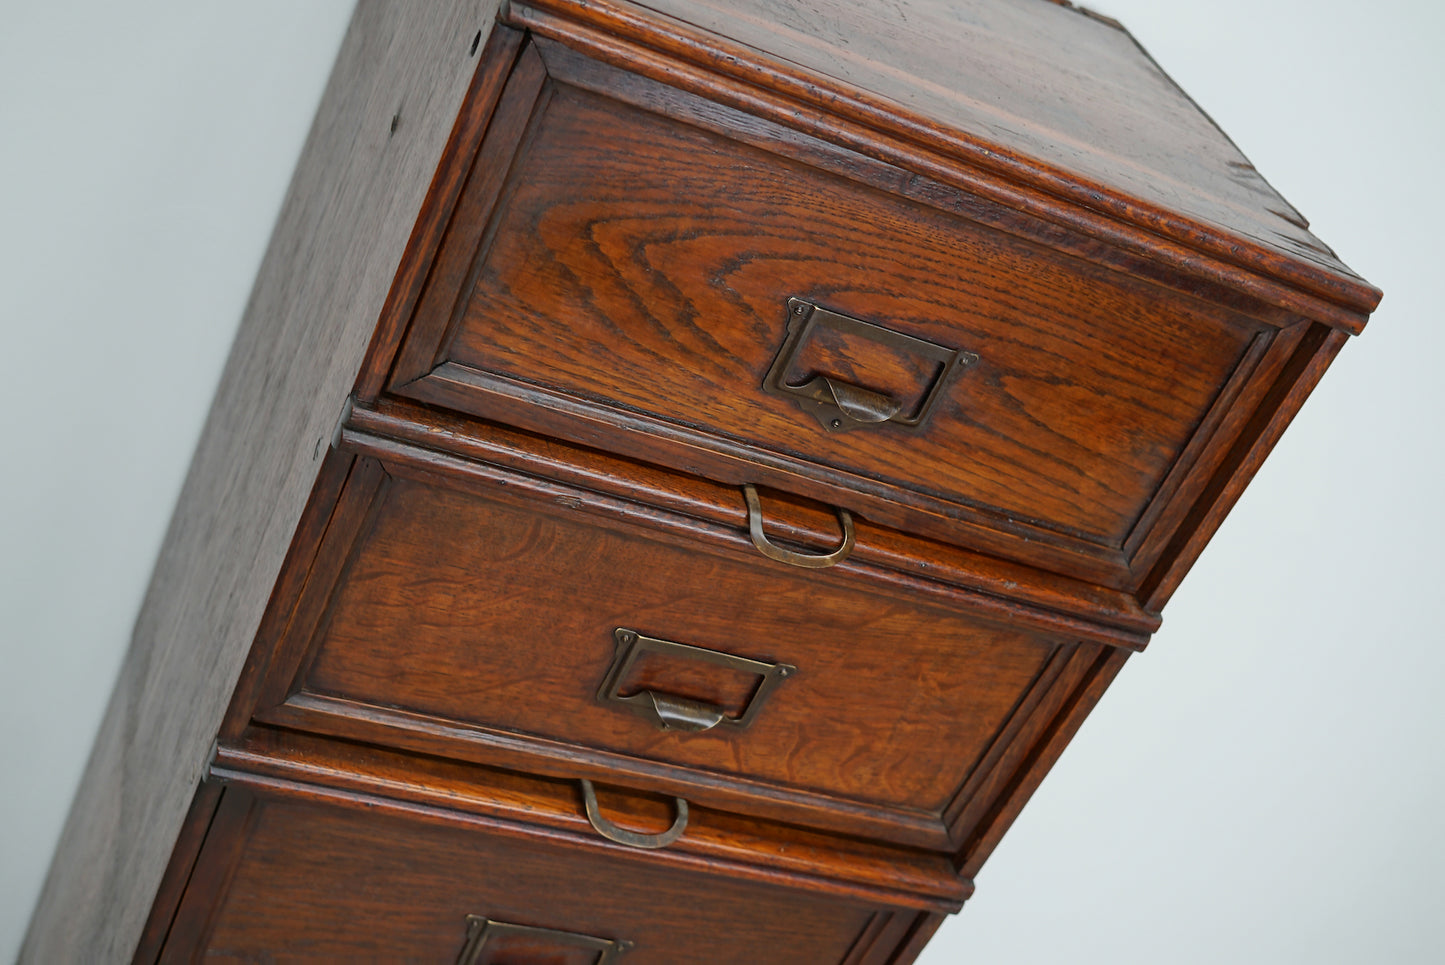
[24,1,1381,962]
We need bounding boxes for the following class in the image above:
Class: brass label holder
[763,297,978,432]
[457,915,632,963]
[597,628,795,733]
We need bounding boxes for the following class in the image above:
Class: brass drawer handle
[743,483,854,568]
[598,628,795,733]
[763,297,978,432]
[795,375,902,424]
[580,779,689,850]
[458,915,633,963]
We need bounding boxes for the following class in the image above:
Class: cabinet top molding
[506,0,1381,325]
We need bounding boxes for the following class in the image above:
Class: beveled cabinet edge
[132,781,225,964]
[958,646,1131,877]
[504,0,1379,321]
[1140,322,1350,611]
[351,22,529,402]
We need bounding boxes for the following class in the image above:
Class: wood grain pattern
[208,728,970,912]
[37,3,1383,961]
[19,3,504,961]
[506,0,1380,317]
[163,779,896,964]
[348,398,1162,637]
[399,54,1262,550]
[338,415,1157,646]
[246,451,1078,846]
[378,37,1359,592]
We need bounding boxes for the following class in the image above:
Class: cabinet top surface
[524,0,1379,315]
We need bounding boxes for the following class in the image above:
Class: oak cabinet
[24,2,1379,962]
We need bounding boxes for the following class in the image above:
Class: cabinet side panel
[19,2,502,960]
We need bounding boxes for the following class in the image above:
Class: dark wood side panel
[19,4,506,960]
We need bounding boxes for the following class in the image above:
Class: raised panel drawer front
[160,778,918,964]
[247,437,1131,850]
[384,36,1310,589]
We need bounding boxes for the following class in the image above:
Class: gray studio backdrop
[2,2,1439,962]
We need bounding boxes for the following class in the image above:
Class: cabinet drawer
[158,775,926,964]
[385,38,1296,586]
[247,437,1128,849]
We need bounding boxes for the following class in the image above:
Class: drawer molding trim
[206,748,972,912]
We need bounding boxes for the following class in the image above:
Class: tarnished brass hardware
[763,297,978,432]
[599,628,795,733]
[457,914,633,964]
[742,483,854,568]
[580,779,688,850]
[793,375,901,424]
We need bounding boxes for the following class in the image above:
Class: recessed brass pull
[643,691,726,732]
[763,297,978,432]
[598,628,795,732]
[794,374,902,424]
[457,915,633,964]
[742,483,854,568]
[580,779,688,850]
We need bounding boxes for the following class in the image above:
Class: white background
[1,2,1439,962]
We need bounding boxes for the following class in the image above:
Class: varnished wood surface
[19,3,505,961]
[347,399,1161,638]
[247,450,1080,846]
[414,66,1260,546]
[336,419,1157,647]
[207,729,971,912]
[29,3,1385,962]
[507,0,1380,315]
[161,780,897,964]
[381,37,1359,591]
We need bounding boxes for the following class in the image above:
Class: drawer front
[251,449,1087,848]
[161,780,911,964]
[387,39,1281,582]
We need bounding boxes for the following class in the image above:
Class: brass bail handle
[742,484,855,568]
[580,779,689,850]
